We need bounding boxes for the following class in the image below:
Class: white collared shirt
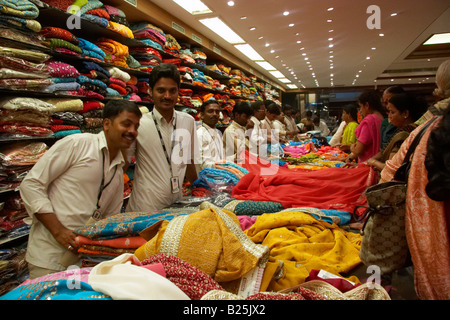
[20,131,125,271]
[223,120,247,163]
[196,122,224,170]
[126,108,198,212]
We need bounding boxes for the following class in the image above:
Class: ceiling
[149,0,450,91]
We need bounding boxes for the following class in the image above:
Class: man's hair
[102,100,142,120]
[149,63,180,88]
[200,99,219,113]
[385,85,405,95]
[250,100,265,113]
[266,103,281,115]
[305,110,313,117]
[232,101,253,116]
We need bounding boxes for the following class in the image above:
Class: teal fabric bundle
[224,200,284,215]
[0,0,39,19]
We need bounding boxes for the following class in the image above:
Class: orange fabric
[381,117,450,300]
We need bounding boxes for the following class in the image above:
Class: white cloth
[314,120,330,136]
[329,121,346,146]
[247,116,266,156]
[223,120,247,163]
[126,109,198,212]
[284,115,299,134]
[196,122,224,170]
[88,254,190,300]
[20,131,125,271]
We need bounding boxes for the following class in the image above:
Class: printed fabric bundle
[78,38,106,61]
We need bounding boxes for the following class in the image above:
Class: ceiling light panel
[270,70,286,78]
[199,17,245,44]
[255,61,277,70]
[423,33,450,45]
[172,0,212,15]
[234,43,264,60]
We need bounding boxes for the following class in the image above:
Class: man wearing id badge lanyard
[20,100,142,278]
[126,63,199,212]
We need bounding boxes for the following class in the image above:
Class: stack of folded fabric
[0,247,28,296]
[217,64,231,77]
[131,22,166,51]
[129,47,161,72]
[0,97,55,138]
[0,53,52,91]
[96,37,129,68]
[179,66,194,84]
[74,211,188,267]
[192,48,207,67]
[75,60,111,91]
[80,4,110,27]
[78,38,106,62]
[192,69,208,87]
[164,34,180,56]
[179,43,195,64]
[107,66,130,98]
[76,75,107,99]
[178,88,194,108]
[40,26,82,56]
[78,100,104,133]
[0,0,42,33]
[43,98,83,137]
[44,60,80,93]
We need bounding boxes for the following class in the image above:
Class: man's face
[234,113,250,127]
[201,103,221,128]
[104,111,140,150]
[254,106,266,120]
[151,77,179,113]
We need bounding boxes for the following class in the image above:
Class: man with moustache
[126,63,199,212]
[196,99,224,170]
[20,100,142,278]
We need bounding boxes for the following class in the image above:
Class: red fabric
[306,270,359,293]
[232,150,377,213]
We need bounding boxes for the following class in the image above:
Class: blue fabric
[0,280,112,300]
[137,39,163,50]
[77,75,107,89]
[78,38,106,59]
[54,130,82,138]
[318,209,351,225]
[44,82,80,93]
[81,13,108,28]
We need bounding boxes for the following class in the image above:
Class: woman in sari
[380,59,450,300]
[346,90,385,163]
[366,93,427,171]
[335,104,359,152]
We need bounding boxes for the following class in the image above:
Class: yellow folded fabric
[245,211,362,291]
[135,207,269,296]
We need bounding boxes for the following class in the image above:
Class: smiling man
[196,99,224,170]
[20,100,142,278]
[126,63,199,212]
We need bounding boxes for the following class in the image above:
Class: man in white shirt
[246,100,266,157]
[223,101,253,163]
[313,115,330,136]
[196,99,224,170]
[283,104,300,139]
[20,100,142,278]
[126,63,199,213]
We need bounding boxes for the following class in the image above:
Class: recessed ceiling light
[265,43,270,47]
[379,33,385,37]
[255,61,276,71]
[234,43,264,60]
[283,11,290,16]
[173,0,212,15]
[289,23,295,27]
[199,17,245,44]
[328,38,333,41]
[270,49,275,53]
[424,32,450,45]
[329,29,334,33]
[327,19,333,23]
[300,47,305,50]
[329,44,334,48]
[258,36,264,39]
[297,40,302,44]
[371,47,376,50]
[366,56,371,59]
[327,7,334,11]
[302,53,306,56]
[391,13,398,16]
[241,16,247,19]
[250,27,256,31]
[227,1,235,7]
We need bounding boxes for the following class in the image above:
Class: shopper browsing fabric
[380,59,450,300]
[246,100,267,157]
[223,101,253,163]
[335,104,359,152]
[283,104,300,139]
[126,63,199,212]
[346,90,384,163]
[366,93,427,171]
[381,86,405,148]
[20,100,142,278]
[196,99,224,170]
[261,103,296,143]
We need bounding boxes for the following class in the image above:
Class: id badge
[171,176,180,194]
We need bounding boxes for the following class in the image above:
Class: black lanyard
[152,111,177,174]
[96,150,117,210]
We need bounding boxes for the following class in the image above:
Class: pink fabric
[237,215,257,231]
[19,267,93,287]
[354,114,383,162]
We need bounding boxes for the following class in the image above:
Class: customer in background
[246,100,267,157]
[381,86,405,148]
[196,99,224,171]
[335,104,359,152]
[261,103,297,143]
[380,59,450,300]
[367,93,427,171]
[346,90,385,163]
[312,115,330,136]
[299,110,314,132]
[283,104,300,139]
[223,101,253,163]
[126,63,198,213]
[20,100,142,278]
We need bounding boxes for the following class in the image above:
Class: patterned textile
[201,288,325,300]
[40,27,79,45]
[45,61,80,78]
[78,38,106,60]
[107,21,133,39]
[43,38,82,54]
[81,13,108,27]
[0,56,48,75]
[224,200,284,215]
[0,280,111,300]
[19,267,92,287]
[142,254,224,300]
[77,0,103,15]
[0,97,55,114]
[0,78,52,89]
[0,0,39,19]
[51,124,80,132]
[0,124,52,136]
[85,8,110,20]
[75,211,187,240]
[0,15,41,32]
[134,207,270,296]
[44,98,83,112]
[245,211,362,292]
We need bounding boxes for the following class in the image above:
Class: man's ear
[103,118,111,132]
